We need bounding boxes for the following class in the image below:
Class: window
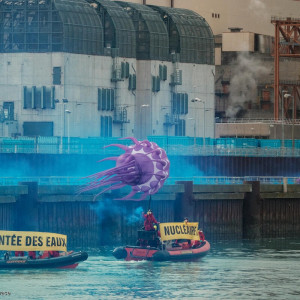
[98,88,115,111]
[23,122,54,136]
[171,93,188,115]
[175,119,186,136]
[23,86,55,109]
[121,62,130,79]
[159,65,167,81]
[152,76,160,92]
[53,67,61,85]
[100,116,112,137]
[128,74,136,91]
[3,102,14,121]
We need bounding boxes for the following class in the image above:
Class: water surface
[1,239,300,300]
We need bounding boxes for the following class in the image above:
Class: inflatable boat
[113,241,210,261]
[0,251,88,269]
[113,222,210,261]
[0,230,88,269]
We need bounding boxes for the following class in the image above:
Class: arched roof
[115,1,169,61]
[90,0,136,58]
[149,6,215,64]
[0,0,103,54]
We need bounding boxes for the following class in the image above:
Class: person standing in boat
[143,209,159,231]
[199,229,205,242]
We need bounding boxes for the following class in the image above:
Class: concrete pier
[1,181,300,247]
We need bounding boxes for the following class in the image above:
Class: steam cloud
[249,0,268,18]
[226,52,270,118]
[126,207,144,225]
[89,199,144,226]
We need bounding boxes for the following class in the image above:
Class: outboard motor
[112,247,127,259]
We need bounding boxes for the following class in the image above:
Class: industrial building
[0,0,215,140]
[0,0,299,142]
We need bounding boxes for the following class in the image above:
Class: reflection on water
[1,239,300,300]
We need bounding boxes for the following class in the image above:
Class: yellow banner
[0,231,67,252]
[159,222,200,241]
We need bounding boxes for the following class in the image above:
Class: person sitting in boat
[191,229,206,248]
[199,229,205,242]
[28,251,37,259]
[173,217,192,248]
[4,251,10,260]
[39,250,60,259]
[15,251,25,257]
[143,209,159,231]
[49,251,60,257]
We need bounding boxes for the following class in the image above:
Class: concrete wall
[222,32,255,52]
[1,181,300,247]
[0,52,215,139]
[0,53,137,138]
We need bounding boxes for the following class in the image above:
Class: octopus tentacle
[104,144,128,151]
[120,137,139,145]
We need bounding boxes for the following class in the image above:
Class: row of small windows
[212,13,220,18]
[152,64,168,92]
[23,86,55,109]
[171,93,188,115]
[98,88,115,111]
[175,119,185,136]
[100,116,112,137]
[23,88,189,119]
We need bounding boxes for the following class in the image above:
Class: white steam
[226,52,270,118]
[249,0,268,18]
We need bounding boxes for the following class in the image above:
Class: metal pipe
[281,95,284,148]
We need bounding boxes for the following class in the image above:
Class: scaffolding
[271,17,300,120]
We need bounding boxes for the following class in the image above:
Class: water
[1,239,300,300]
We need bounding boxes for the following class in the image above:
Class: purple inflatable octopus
[82,137,170,201]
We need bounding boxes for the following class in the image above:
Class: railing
[216,118,300,124]
[1,137,300,157]
[0,176,299,186]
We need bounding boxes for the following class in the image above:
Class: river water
[1,239,300,300]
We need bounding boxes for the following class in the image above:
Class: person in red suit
[192,229,206,248]
[49,251,60,257]
[143,209,159,231]
[199,229,205,241]
[28,251,37,259]
[15,251,25,257]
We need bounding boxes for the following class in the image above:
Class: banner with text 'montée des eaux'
[0,230,67,251]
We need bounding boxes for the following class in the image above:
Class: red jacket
[199,231,205,241]
[28,251,36,259]
[49,251,60,257]
[143,213,158,231]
